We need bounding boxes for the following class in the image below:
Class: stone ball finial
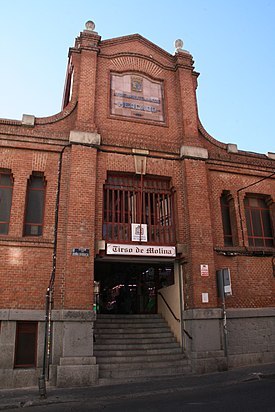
[174,39,184,52]
[85,20,95,31]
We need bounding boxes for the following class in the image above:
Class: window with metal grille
[220,191,233,246]
[0,171,13,235]
[24,174,46,236]
[244,196,274,247]
[14,322,37,368]
[103,173,175,244]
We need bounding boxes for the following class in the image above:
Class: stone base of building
[190,350,228,374]
[0,368,42,389]
[183,307,275,374]
[228,352,275,369]
[0,307,274,389]
[57,357,98,387]
[0,309,97,389]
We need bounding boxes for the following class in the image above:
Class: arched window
[24,173,46,236]
[0,170,13,235]
[220,191,234,246]
[244,195,274,247]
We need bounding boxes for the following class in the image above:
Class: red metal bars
[103,173,175,244]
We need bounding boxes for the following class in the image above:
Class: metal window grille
[220,193,233,246]
[244,196,274,247]
[14,322,38,368]
[0,171,13,235]
[24,174,46,236]
[103,173,175,244]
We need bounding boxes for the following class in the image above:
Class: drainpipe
[39,144,70,398]
[178,263,185,351]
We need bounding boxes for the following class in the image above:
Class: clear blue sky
[0,0,274,154]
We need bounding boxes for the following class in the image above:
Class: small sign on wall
[131,223,148,242]
[72,248,90,257]
[106,243,176,257]
[200,264,209,277]
[202,292,209,303]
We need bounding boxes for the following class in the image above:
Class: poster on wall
[110,73,165,122]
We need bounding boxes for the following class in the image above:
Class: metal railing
[158,292,192,340]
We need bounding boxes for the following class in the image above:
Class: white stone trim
[180,145,208,160]
[69,130,101,145]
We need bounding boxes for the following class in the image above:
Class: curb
[1,368,275,410]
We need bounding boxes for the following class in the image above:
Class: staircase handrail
[158,292,193,340]
[158,291,180,322]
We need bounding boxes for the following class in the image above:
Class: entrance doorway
[94,261,174,315]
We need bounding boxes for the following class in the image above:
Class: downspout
[39,144,70,398]
[179,263,185,351]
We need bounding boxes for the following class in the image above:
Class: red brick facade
[0,22,274,388]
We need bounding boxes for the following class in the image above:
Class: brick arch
[111,56,163,78]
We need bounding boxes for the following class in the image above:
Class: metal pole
[178,263,185,352]
[39,287,50,398]
[139,169,144,242]
[38,145,69,398]
[221,295,229,369]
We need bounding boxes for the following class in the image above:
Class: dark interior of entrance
[94,262,174,315]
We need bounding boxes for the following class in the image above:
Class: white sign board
[131,223,147,242]
[202,293,209,303]
[200,264,209,277]
[106,243,176,257]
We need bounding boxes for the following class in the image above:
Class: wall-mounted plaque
[72,248,90,257]
[131,223,148,242]
[110,73,164,122]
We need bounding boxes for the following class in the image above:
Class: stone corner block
[227,143,238,153]
[176,243,188,255]
[22,114,35,126]
[69,130,101,145]
[180,145,208,160]
[52,309,96,322]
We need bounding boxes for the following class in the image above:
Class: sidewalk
[0,362,274,410]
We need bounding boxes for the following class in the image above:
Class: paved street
[1,363,275,411]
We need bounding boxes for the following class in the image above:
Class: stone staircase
[94,314,191,385]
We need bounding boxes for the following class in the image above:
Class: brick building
[0,21,274,389]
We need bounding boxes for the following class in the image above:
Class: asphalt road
[5,377,275,412]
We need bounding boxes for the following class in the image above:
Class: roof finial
[85,20,95,32]
[174,39,184,52]
[174,38,190,55]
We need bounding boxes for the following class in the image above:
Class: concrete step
[99,364,190,379]
[98,358,188,370]
[95,319,166,325]
[94,314,190,384]
[94,347,182,357]
[95,322,167,329]
[95,353,185,364]
[94,331,173,340]
[94,336,176,345]
[96,315,164,320]
[95,326,171,334]
[94,342,179,351]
